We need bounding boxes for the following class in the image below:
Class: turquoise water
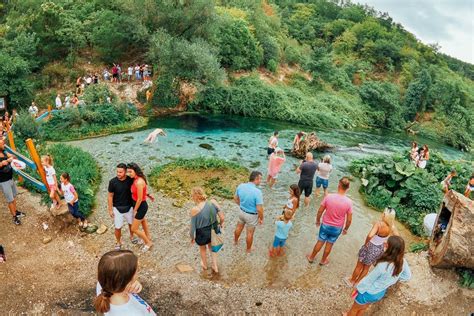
[69,113,466,288]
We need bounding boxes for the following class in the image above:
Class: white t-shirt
[55,97,62,108]
[29,106,38,114]
[44,165,56,185]
[61,182,77,203]
[96,283,156,316]
[269,136,278,148]
[128,67,133,75]
[317,162,332,180]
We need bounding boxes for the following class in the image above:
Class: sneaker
[13,216,21,225]
[15,211,26,218]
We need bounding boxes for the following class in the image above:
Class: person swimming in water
[144,128,166,143]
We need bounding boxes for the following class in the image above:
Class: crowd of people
[24,62,153,118]
[1,125,473,315]
[103,64,152,84]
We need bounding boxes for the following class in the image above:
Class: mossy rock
[199,143,215,150]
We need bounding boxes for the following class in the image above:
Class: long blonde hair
[382,207,396,230]
[41,154,54,166]
[191,187,207,202]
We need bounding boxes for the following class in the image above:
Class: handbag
[209,202,224,253]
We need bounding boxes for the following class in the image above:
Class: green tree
[403,69,432,120]
[215,16,263,70]
[0,51,33,108]
[359,81,404,129]
[306,47,334,82]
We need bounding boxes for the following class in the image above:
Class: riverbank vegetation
[149,157,247,207]
[1,0,472,150]
[350,152,473,236]
[12,84,146,142]
[44,144,101,217]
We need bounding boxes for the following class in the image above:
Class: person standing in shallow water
[306,177,353,265]
[314,154,333,197]
[296,152,318,208]
[127,163,153,253]
[267,131,279,156]
[343,236,411,316]
[234,171,264,253]
[190,187,224,273]
[267,148,286,188]
[95,250,156,315]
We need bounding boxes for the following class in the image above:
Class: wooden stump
[429,190,474,269]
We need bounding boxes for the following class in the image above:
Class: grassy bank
[149,157,248,207]
[45,144,101,217]
[350,152,473,236]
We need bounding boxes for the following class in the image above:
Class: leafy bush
[40,103,144,141]
[151,74,180,108]
[82,84,114,104]
[359,80,404,130]
[350,152,473,236]
[215,16,263,70]
[45,144,101,217]
[457,268,474,289]
[13,111,40,142]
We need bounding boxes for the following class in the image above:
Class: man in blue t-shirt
[234,171,264,253]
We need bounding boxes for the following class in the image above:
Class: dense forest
[0,0,473,150]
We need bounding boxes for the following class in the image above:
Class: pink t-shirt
[267,154,285,177]
[321,193,353,227]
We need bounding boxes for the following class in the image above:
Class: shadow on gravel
[148,290,212,315]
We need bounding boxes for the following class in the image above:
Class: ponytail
[94,289,112,313]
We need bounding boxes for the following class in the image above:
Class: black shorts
[133,201,148,220]
[267,147,275,155]
[195,225,212,246]
[298,180,313,197]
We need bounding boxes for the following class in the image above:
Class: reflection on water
[69,113,467,289]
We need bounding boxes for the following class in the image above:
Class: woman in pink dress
[267,148,286,188]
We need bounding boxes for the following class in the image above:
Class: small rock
[42,223,49,230]
[42,236,52,244]
[256,302,263,307]
[96,224,108,235]
[176,264,193,273]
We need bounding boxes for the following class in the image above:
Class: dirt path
[1,187,473,314]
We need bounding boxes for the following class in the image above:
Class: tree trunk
[429,190,474,269]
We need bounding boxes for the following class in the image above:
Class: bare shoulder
[190,206,200,217]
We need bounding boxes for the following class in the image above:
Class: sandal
[306,255,314,264]
[319,259,330,266]
[131,237,140,244]
[141,244,153,253]
[114,244,122,251]
[343,277,354,288]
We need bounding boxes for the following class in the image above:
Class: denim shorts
[318,223,342,244]
[272,236,287,248]
[355,290,386,305]
[315,176,329,189]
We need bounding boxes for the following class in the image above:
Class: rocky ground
[1,186,473,315]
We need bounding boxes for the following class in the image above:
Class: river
[68,113,465,289]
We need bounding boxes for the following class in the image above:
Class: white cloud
[356,0,474,64]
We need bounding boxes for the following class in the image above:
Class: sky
[356,0,474,64]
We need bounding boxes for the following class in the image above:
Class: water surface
[69,114,464,289]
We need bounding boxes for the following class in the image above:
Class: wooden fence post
[25,138,49,193]
[7,130,22,183]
